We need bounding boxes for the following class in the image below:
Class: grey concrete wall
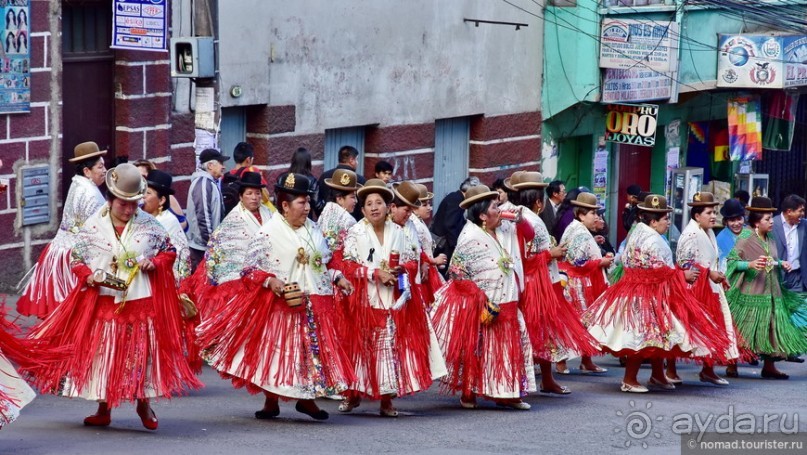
[218,0,542,132]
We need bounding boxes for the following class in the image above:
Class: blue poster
[0,0,30,114]
[112,0,168,52]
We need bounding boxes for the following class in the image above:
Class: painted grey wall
[218,0,542,132]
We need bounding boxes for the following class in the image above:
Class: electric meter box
[170,37,215,78]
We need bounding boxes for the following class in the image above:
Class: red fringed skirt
[431,280,535,399]
[582,266,729,360]
[24,291,203,407]
[197,284,356,399]
[521,255,600,362]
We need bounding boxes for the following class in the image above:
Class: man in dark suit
[431,176,480,270]
[318,145,366,219]
[772,194,807,363]
[773,194,807,292]
[540,180,565,237]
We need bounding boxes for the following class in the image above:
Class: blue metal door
[219,107,246,172]
[325,126,365,174]
[433,117,470,206]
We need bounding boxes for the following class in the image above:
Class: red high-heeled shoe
[136,401,158,430]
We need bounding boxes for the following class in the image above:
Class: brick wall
[469,111,542,185]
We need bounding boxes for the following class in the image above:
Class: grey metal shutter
[433,117,470,207]
[325,126,365,174]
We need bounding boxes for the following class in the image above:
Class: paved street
[2,345,806,454]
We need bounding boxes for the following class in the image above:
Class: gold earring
[482,219,487,231]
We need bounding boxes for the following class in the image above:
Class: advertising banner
[0,0,30,114]
[600,19,676,72]
[604,103,658,147]
[112,0,168,52]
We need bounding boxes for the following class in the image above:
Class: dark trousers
[782,269,805,292]
[190,248,205,274]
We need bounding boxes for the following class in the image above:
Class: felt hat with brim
[720,198,746,219]
[570,192,602,210]
[275,172,312,196]
[513,171,548,190]
[237,171,265,189]
[324,168,361,192]
[415,183,433,202]
[503,171,525,192]
[638,194,673,213]
[146,169,175,195]
[69,141,107,163]
[746,196,777,213]
[357,178,394,203]
[392,181,422,208]
[460,184,499,209]
[688,191,719,207]
[106,163,146,201]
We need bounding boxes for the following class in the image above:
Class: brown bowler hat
[503,171,525,192]
[105,163,146,201]
[688,191,719,207]
[392,181,422,208]
[414,183,434,202]
[746,196,777,213]
[357,178,394,203]
[324,168,361,192]
[638,194,673,213]
[570,192,602,210]
[513,171,548,190]
[459,184,499,209]
[69,141,107,163]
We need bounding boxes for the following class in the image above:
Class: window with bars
[62,1,111,55]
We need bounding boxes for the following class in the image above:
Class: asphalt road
[2,291,806,455]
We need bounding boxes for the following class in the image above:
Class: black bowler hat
[720,198,745,219]
[275,172,313,196]
[199,148,230,164]
[146,169,175,195]
[238,171,265,189]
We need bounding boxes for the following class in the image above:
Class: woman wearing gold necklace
[197,172,355,421]
[506,171,599,395]
[431,184,536,410]
[724,197,807,379]
[337,179,444,417]
[186,172,272,319]
[24,163,202,430]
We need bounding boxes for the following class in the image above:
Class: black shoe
[255,408,280,419]
[748,359,760,366]
[760,370,790,380]
[295,401,329,420]
[786,355,805,363]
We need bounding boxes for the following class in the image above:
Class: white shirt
[551,200,561,215]
[782,213,801,270]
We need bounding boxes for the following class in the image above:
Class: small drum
[92,269,128,291]
[283,282,304,307]
[480,300,501,326]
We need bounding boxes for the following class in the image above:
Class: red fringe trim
[196,269,355,395]
[336,259,434,399]
[521,252,599,359]
[24,252,203,407]
[561,260,608,313]
[432,280,526,397]
[585,266,729,359]
[17,244,75,318]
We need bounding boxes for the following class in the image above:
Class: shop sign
[718,34,807,89]
[602,68,674,103]
[604,103,658,147]
[599,19,676,72]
